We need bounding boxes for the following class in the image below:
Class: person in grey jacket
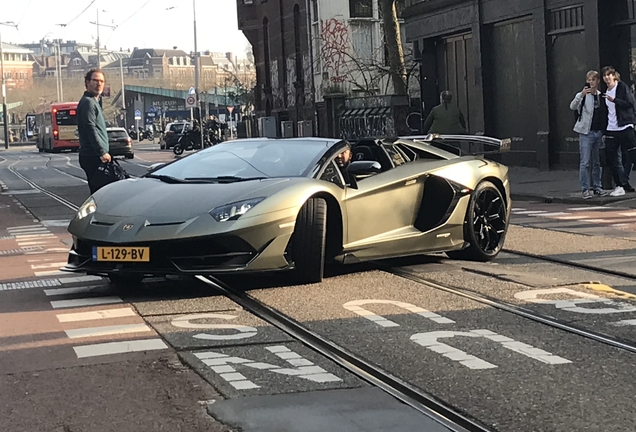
[570,70,608,199]
[77,68,111,194]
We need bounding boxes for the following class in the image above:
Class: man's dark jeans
[79,153,103,194]
[605,129,636,187]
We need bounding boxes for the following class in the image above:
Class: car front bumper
[63,217,296,278]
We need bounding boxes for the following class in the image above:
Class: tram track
[380,265,636,355]
[7,159,80,211]
[502,248,636,281]
[5,174,636,430]
[195,274,492,432]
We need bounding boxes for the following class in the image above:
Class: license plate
[92,246,150,262]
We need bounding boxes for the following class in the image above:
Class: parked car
[106,127,134,159]
[161,121,191,150]
[64,134,511,286]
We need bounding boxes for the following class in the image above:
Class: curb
[511,192,635,206]
[0,142,36,149]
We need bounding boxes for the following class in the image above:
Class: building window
[350,0,372,18]
[73,58,81,66]
[351,21,374,60]
[294,3,305,100]
[311,0,321,73]
[548,6,584,33]
[263,17,272,89]
[629,0,636,20]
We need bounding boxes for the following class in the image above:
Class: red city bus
[35,102,80,152]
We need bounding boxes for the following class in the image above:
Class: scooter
[139,129,153,141]
[173,133,209,155]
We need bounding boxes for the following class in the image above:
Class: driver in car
[335,147,353,185]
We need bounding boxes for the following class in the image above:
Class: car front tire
[446,180,508,262]
[292,198,327,284]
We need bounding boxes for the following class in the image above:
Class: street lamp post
[192,0,204,145]
[0,21,17,150]
[90,10,115,68]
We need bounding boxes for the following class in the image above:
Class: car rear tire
[125,153,134,159]
[108,274,144,286]
[446,181,507,262]
[292,198,327,284]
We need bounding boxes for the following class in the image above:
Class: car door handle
[404,178,418,186]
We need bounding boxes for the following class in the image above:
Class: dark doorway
[436,33,478,133]
[488,17,537,166]
[547,30,587,168]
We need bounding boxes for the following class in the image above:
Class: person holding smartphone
[570,70,608,199]
[601,66,636,196]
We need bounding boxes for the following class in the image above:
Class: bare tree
[316,16,416,98]
[380,0,407,95]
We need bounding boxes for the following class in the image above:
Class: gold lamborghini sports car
[64,134,511,285]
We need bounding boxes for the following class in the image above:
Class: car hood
[92,177,292,222]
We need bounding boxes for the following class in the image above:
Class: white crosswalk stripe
[511,204,636,235]
[46,286,168,359]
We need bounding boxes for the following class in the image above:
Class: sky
[1,0,251,57]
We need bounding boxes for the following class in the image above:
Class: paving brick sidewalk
[508,166,636,207]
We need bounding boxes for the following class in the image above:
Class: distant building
[66,49,130,78]
[20,39,93,57]
[0,42,34,89]
[32,53,68,79]
[236,0,409,138]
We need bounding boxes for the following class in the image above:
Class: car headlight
[77,197,97,220]
[209,197,265,222]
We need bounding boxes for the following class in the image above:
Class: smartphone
[585,83,591,88]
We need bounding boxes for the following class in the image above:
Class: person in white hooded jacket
[570,70,609,199]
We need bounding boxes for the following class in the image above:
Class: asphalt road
[1,144,635,432]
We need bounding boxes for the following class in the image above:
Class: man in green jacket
[422,91,467,135]
[77,68,111,194]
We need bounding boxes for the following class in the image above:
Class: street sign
[185,95,197,109]
[134,110,141,120]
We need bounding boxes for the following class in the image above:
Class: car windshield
[151,139,331,180]
[108,131,128,139]
[169,123,188,133]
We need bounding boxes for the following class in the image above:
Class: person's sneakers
[610,186,626,197]
[624,183,636,192]
[593,189,609,196]
[582,190,593,199]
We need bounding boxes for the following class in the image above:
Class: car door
[343,143,425,251]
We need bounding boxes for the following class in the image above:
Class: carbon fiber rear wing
[400,134,511,156]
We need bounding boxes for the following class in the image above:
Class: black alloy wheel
[173,144,184,155]
[291,198,327,284]
[446,180,507,261]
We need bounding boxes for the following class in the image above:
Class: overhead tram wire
[64,0,98,27]
[15,0,33,27]
[102,0,152,47]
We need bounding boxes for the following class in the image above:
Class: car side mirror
[347,160,382,176]
[147,162,166,174]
